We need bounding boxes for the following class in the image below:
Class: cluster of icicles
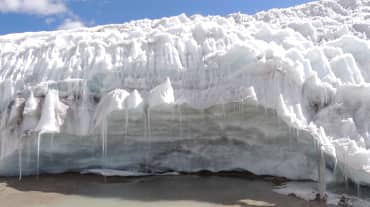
[0,77,174,180]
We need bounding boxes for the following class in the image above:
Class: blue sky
[0,0,314,35]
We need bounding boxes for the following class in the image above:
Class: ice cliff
[1,0,370,188]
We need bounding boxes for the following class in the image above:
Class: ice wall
[1,0,370,186]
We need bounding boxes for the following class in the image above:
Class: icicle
[101,118,107,161]
[79,81,90,135]
[0,134,4,160]
[147,107,152,168]
[148,108,152,139]
[333,157,338,179]
[296,128,300,140]
[36,132,43,179]
[104,120,107,160]
[288,126,292,150]
[25,135,32,169]
[318,147,326,200]
[124,109,129,142]
[101,122,104,160]
[50,134,55,149]
[356,183,361,197]
[18,134,22,181]
[179,106,183,137]
[344,150,349,192]
[143,105,152,172]
[144,108,147,138]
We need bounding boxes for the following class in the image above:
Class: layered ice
[0,0,370,191]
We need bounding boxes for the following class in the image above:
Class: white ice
[1,0,370,192]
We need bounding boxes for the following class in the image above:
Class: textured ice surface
[1,0,370,188]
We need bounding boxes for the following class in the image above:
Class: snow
[93,89,130,127]
[0,0,370,196]
[35,89,68,133]
[148,77,174,108]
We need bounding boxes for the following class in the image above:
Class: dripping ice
[0,0,370,201]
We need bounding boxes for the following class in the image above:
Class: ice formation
[1,0,370,190]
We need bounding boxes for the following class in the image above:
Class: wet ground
[0,173,333,207]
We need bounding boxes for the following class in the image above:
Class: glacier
[0,0,370,192]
